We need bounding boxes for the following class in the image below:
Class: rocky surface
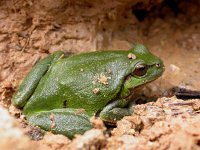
[0,0,200,149]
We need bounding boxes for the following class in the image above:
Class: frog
[12,44,164,138]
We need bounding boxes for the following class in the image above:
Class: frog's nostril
[156,63,161,68]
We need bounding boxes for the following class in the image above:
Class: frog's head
[124,44,165,90]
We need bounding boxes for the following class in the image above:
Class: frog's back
[23,51,132,116]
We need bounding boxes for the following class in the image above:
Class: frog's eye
[133,64,148,76]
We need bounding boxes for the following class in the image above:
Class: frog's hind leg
[12,51,66,108]
[27,108,93,139]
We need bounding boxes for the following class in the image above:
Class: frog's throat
[125,84,145,100]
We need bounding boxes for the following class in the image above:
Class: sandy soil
[0,0,200,149]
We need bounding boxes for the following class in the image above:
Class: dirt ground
[0,0,200,149]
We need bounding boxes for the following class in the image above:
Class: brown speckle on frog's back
[92,88,100,94]
[97,74,110,85]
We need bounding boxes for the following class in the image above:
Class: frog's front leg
[12,51,65,108]
[27,108,93,139]
[99,99,133,124]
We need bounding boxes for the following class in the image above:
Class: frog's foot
[12,51,66,108]
[99,99,133,125]
[27,108,93,139]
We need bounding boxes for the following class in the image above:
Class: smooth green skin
[12,44,164,138]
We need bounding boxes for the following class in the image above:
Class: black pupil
[138,66,146,71]
[133,64,147,76]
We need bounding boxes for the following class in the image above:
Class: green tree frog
[12,44,164,138]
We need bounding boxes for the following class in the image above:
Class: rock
[0,106,36,150]
[69,129,105,150]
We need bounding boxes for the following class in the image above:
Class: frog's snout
[155,60,165,76]
[155,63,161,68]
